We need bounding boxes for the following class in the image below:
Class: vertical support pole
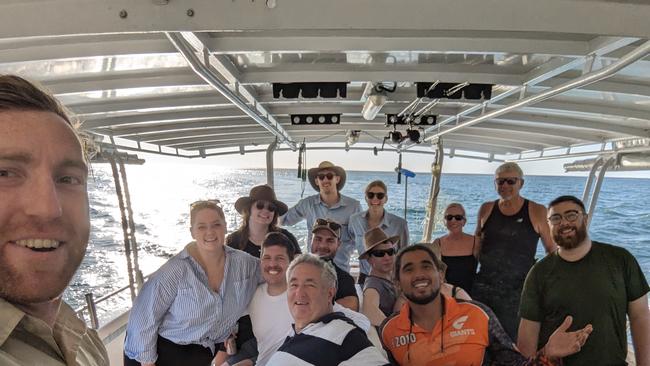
[266,139,277,189]
[85,293,99,329]
[109,157,136,301]
[587,156,615,228]
[403,176,408,220]
[117,157,143,290]
[422,139,444,242]
[582,157,604,205]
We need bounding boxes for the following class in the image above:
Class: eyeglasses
[255,200,277,213]
[548,210,583,225]
[369,248,396,257]
[317,172,335,181]
[366,192,386,200]
[444,214,465,221]
[314,218,341,231]
[495,177,521,186]
[190,199,221,208]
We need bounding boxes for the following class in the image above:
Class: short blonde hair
[495,162,523,178]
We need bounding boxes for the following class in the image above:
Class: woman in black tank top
[432,203,478,295]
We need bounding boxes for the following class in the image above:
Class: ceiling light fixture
[361,82,395,121]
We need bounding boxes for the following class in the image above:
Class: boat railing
[75,274,150,329]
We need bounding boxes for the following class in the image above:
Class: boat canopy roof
[1,0,649,162]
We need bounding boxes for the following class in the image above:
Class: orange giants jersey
[380,295,490,366]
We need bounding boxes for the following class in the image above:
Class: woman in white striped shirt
[124,200,261,366]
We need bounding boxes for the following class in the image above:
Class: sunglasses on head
[495,177,520,186]
[255,200,277,212]
[369,248,396,257]
[366,192,386,200]
[190,199,221,208]
[445,214,465,221]
[317,172,335,181]
[315,218,341,231]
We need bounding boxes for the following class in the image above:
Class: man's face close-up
[315,169,339,194]
[398,250,441,305]
[494,170,523,200]
[0,110,90,304]
[311,228,339,260]
[548,201,588,250]
[287,263,334,330]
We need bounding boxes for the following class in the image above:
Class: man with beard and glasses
[473,162,556,340]
[518,195,650,366]
[380,244,592,365]
[310,218,359,310]
[0,75,108,365]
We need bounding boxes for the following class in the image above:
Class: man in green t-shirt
[518,195,650,365]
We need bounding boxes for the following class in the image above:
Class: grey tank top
[363,275,397,317]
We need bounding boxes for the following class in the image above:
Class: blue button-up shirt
[281,193,362,272]
[349,210,410,275]
[124,244,261,363]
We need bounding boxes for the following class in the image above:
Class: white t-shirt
[248,284,293,366]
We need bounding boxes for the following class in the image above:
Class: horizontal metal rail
[75,275,150,322]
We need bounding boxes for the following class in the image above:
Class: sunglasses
[366,192,386,200]
[495,177,521,186]
[317,172,335,181]
[255,200,277,213]
[548,210,583,225]
[369,248,396,257]
[314,218,341,231]
[445,214,465,221]
[190,199,221,208]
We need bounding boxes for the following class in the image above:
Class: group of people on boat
[0,73,648,366]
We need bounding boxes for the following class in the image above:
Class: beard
[553,224,588,250]
[0,250,81,304]
[404,285,441,305]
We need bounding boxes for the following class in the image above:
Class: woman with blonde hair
[124,200,261,366]
[431,202,478,296]
[349,180,409,285]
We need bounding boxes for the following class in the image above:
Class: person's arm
[485,303,591,365]
[401,219,410,249]
[124,270,178,364]
[279,198,307,226]
[453,286,472,301]
[474,202,490,256]
[517,318,541,357]
[361,288,387,327]
[629,294,650,366]
[336,296,359,311]
[531,202,556,254]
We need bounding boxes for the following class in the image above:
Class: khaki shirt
[0,298,109,366]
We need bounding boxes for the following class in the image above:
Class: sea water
[64,164,650,324]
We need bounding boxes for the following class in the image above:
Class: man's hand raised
[543,316,593,359]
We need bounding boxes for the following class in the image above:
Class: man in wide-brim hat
[306,160,347,192]
[359,227,400,327]
[281,161,361,273]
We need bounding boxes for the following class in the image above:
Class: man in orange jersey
[380,244,591,365]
